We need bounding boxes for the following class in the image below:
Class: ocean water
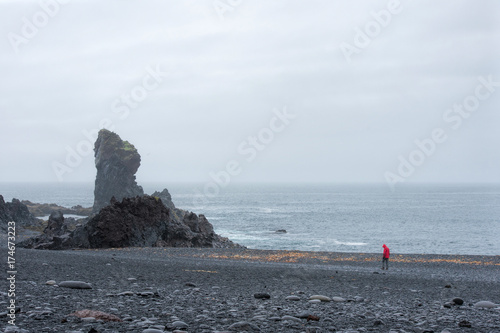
[1,182,499,256]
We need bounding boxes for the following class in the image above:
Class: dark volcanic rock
[44,211,67,236]
[0,195,43,231]
[92,129,144,213]
[82,195,240,248]
[151,188,176,211]
[18,211,74,250]
[21,196,242,249]
[84,195,174,248]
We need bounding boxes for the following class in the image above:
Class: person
[382,244,390,270]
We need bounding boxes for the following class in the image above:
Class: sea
[1,182,499,256]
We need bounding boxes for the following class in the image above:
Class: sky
[1,0,499,187]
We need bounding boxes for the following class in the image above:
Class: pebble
[474,301,498,308]
[286,295,301,301]
[309,299,322,304]
[332,296,346,302]
[45,280,56,285]
[297,311,313,318]
[254,292,271,299]
[228,321,260,331]
[58,281,92,289]
[309,295,331,302]
[452,297,464,305]
[282,315,302,323]
[171,320,188,329]
[142,329,164,333]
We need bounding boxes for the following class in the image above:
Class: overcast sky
[1,0,499,185]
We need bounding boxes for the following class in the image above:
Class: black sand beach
[1,245,499,333]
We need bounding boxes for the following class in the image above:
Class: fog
[1,0,499,187]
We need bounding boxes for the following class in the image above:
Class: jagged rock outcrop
[20,196,241,249]
[18,211,74,250]
[151,188,176,211]
[44,211,67,236]
[92,129,143,213]
[0,195,43,231]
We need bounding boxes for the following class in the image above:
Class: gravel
[0,246,499,332]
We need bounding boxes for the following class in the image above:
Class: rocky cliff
[92,129,144,213]
[0,195,43,231]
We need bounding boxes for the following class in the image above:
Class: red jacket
[383,244,390,258]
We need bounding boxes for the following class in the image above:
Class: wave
[333,240,368,246]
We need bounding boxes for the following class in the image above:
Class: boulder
[44,211,67,236]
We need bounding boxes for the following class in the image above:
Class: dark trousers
[382,257,389,269]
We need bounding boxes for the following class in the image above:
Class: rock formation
[18,211,74,250]
[19,129,243,249]
[92,129,143,213]
[20,196,240,249]
[0,195,43,231]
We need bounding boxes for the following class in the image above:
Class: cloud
[1,0,499,184]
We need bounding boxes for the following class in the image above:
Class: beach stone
[171,321,188,329]
[228,321,260,331]
[46,280,56,285]
[297,311,313,318]
[332,296,346,302]
[286,295,300,301]
[458,320,472,328]
[254,292,271,299]
[142,329,164,333]
[308,299,321,304]
[452,297,464,305]
[185,282,196,287]
[282,315,302,323]
[474,301,497,308]
[309,295,331,302]
[58,281,92,289]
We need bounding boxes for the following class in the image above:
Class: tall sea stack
[92,129,144,213]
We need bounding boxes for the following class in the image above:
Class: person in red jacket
[382,244,390,270]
